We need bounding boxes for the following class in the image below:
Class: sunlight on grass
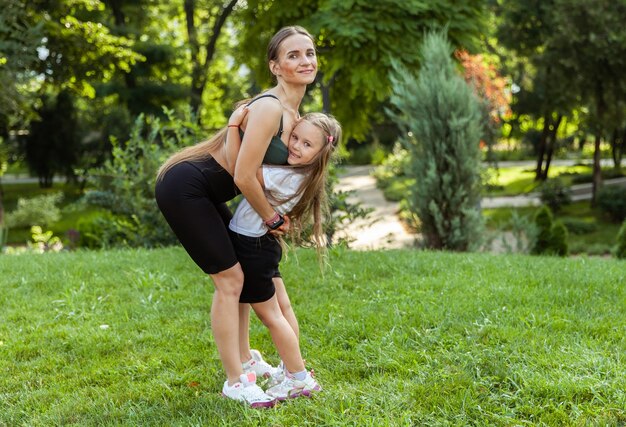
[485,165,594,196]
[1,248,625,425]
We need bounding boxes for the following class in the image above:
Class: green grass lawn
[1,247,625,425]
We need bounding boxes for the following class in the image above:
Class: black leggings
[155,158,240,274]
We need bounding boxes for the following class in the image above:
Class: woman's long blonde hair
[268,113,342,249]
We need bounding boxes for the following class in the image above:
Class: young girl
[223,106,341,400]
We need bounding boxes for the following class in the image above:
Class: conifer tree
[389,30,484,251]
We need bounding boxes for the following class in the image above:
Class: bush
[561,218,599,235]
[549,221,569,256]
[531,206,569,256]
[84,109,200,248]
[5,192,63,228]
[539,178,571,212]
[597,185,626,222]
[76,211,140,249]
[615,220,626,259]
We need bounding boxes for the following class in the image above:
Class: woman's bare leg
[251,295,305,374]
[210,263,245,385]
[238,304,253,362]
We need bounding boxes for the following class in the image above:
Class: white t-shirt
[229,166,306,237]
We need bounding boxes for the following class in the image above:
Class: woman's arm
[234,98,284,223]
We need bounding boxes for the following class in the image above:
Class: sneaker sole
[221,393,277,409]
[275,385,321,401]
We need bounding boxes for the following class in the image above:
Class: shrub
[388,30,484,251]
[615,219,626,259]
[498,211,538,254]
[373,142,411,191]
[532,206,554,255]
[76,211,139,249]
[84,109,200,248]
[597,185,626,222]
[561,218,599,235]
[5,192,63,228]
[539,178,571,212]
[531,206,569,256]
[549,221,569,256]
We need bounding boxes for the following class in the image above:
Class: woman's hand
[268,214,290,236]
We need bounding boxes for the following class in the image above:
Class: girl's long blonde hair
[268,113,342,249]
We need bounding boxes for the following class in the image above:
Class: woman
[155,26,317,408]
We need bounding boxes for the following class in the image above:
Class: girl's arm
[224,105,248,175]
[234,98,285,224]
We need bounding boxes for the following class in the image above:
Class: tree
[183,0,239,119]
[0,0,42,130]
[24,90,79,187]
[494,0,575,182]
[549,0,626,204]
[389,30,484,251]
[238,0,487,140]
[99,0,188,118]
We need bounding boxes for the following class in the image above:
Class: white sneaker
[244,350,284,387]
[222,372,276,408]
[266,370,321,401]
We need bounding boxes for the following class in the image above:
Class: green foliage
[76,210,138,249]
[597,185,626,222]
[389,30,484,251]
[24,90,79,187]
[0,0,42,127]
[531,205,569,256]
[539,178,571,212]
[1,248,626,424]
[550,220,569,256]
[5,192,63,229]
[240,0,487,140]
[28,225,64,253]
[84,109,201,248]
[561,218,598,235]
[614,220,626,259]
[532,205,554,255]
[498,211,538,254]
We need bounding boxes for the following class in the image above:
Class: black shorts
[229,230,282,303]
[155,158,240,274]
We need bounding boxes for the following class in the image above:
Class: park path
[335,162,626,250]
[334,166,417,250]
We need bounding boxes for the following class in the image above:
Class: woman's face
[287,120,324,166]
[271,34,317,85]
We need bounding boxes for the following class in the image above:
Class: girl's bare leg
[273,277,299,339]
[251,295,305,374]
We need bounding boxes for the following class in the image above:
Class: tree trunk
[610,127,624,169]
[591,133,602,206]
[108,0,137,93]
[535,113,550,181]
[541,114,563,180]
[185,0,239,119]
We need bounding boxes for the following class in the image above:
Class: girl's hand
[228,105,248,127]
[268,214,290,236]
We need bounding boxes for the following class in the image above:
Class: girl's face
[287,121,325,166]
[271,34,317,85]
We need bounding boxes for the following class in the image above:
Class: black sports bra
[242,94,289,165]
